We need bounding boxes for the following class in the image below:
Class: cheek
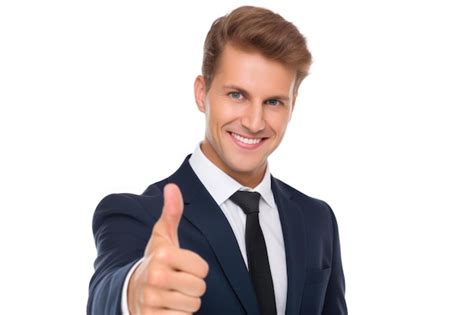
[208,100,239,126]
[265,110,291,134]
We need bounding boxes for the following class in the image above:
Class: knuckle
[196,259,209,278]
[141,308,156,315]
[143,285,161,306]
[191,297,202,312]
[191,278,206,296]
[189,252,209,277]
[148,267,168,286]
[197,279,207,296]
[155,246,172,263]
[202,260,210,277]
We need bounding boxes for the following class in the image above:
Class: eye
[265,99,282,106]
[228,91,243,100]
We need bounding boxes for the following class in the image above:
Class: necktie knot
[230,191,261,215]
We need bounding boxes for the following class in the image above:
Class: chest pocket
[300,267,331,314]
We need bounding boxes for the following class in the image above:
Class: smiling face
[194,44,297,188]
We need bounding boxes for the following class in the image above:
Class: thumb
[153,183,184,247]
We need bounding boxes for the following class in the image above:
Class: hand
[128,183,209,315]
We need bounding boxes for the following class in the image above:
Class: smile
[230,132,263,145]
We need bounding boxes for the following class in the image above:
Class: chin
[228,159,266,175]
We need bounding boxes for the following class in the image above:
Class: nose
[241,102,265,133]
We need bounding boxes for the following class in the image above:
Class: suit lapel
[168,157,259,314]
[271,177,306,315]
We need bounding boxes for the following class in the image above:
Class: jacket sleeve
[87,193,157,315]
[322,204,348,315]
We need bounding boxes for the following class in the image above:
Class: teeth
[231,132,262,145]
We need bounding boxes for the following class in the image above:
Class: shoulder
[92,178,170,233]
[272,177,337,223]
[273,177,332,209]
[272,177,342,249]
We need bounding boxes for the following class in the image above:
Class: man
[88,6,347,315]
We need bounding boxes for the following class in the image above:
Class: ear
[194,75,207,113]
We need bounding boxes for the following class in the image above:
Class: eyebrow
[223,84,290,101]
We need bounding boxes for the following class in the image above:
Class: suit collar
[271,177,306,315]
[168,156,260,314]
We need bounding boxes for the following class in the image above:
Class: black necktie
[230,191,277,315]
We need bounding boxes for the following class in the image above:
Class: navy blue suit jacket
[88,156,347,314]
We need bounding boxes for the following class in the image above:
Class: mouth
[228,132,267,149]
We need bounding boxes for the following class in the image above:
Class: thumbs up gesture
[128,184,209,314]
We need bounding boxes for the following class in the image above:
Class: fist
[128,183,209,314]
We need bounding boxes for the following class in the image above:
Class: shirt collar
[188,143,276,209]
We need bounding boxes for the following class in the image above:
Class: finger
[140,306,191,315]
[172,249,209,279]
[153,183,184,247]
[169,271,207,297]
[151,246,209,279]
[143,288,202,313]
[148,267,207,297]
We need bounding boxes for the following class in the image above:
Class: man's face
[194,44,297,187]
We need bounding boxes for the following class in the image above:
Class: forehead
[211,44,296,96]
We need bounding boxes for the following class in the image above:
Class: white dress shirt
[122,144,287,314]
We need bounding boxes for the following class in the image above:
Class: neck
[230,168,265,189]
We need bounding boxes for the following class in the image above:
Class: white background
[1,0,473,314]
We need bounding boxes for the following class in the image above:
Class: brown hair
[202,6,312,94]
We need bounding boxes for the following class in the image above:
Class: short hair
[202,6,313,94]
